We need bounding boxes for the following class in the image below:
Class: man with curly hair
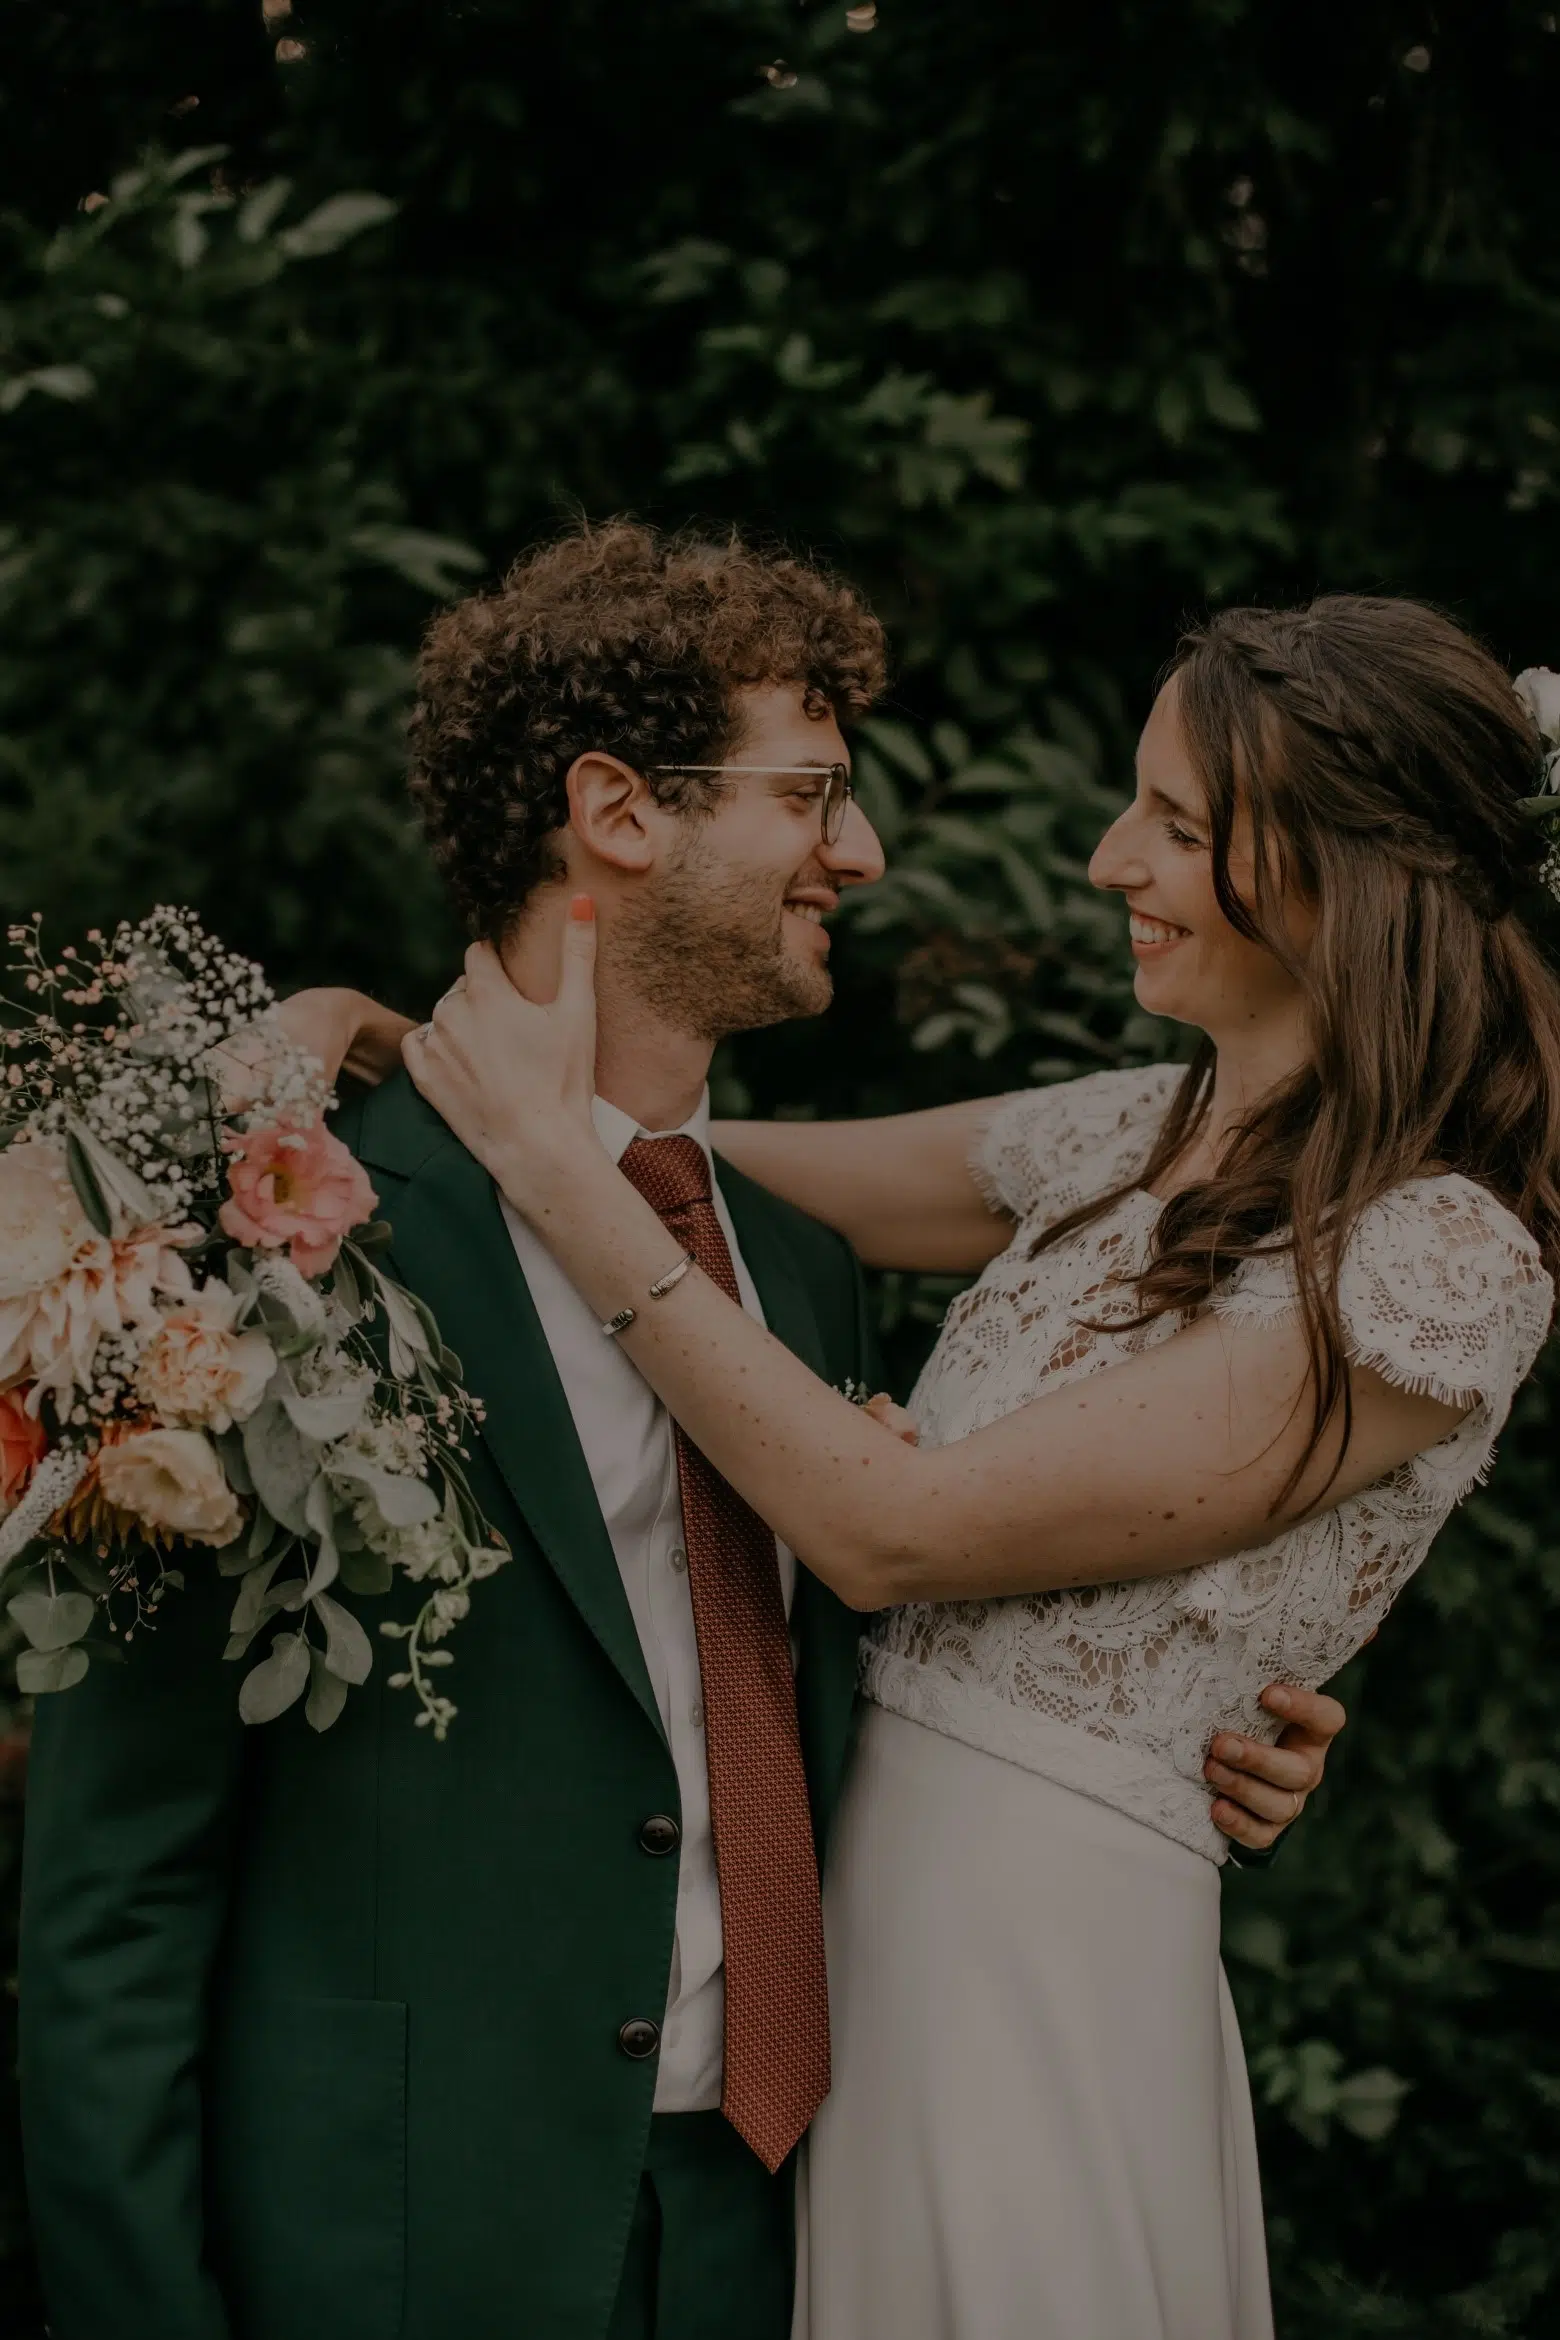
[21,520,890,2340]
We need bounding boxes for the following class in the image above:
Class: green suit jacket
[19,1074,875,2340]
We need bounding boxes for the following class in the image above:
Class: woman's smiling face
[1088,672,1314,1043]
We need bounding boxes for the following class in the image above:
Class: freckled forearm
[490,1137,933,1592]
[488,1149,1359,1611]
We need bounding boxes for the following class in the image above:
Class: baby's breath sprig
[2,909,328,1218]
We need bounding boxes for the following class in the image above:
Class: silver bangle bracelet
[648,1251,696,1300]
[601,1252,695,1338]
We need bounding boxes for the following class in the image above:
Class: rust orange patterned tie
[619,1134,831,2172]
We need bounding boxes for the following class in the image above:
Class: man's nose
[821,798,886,888]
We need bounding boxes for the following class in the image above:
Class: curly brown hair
[407,518,888,937]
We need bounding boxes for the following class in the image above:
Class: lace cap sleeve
[971,1063,1184,1224]
[1218,1177,1554,1449]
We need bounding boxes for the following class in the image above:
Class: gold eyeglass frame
[650,762,855,845]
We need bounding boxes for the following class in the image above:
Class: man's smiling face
[617,682,887,1040]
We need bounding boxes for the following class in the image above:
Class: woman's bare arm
[710,1102,1014,1271]
[403,937,1468,1614]
[485,1137,1462,1610]
[272,989,417,1088]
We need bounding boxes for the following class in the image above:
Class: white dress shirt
[499,1090,796,2112]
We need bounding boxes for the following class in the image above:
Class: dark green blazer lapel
[715,1156,864,1833]
[715,1160,832,1384]
[354,1077,663,1743]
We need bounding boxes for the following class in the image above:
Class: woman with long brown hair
[401,594,1558,2339]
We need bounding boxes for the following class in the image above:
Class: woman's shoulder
[1348,1171,1552,1384]
[1223,1171,1554,1418]
[974,1062,1183,1223]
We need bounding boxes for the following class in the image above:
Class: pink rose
[219,1119,378,1279]
[0,1385,48,1510]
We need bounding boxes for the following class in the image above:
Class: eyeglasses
[650,763,855,846]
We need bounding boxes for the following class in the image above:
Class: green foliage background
[2,2,1558,2330]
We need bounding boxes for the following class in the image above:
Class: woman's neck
[1155,1005,1310,1197]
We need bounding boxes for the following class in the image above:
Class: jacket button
[618,2018,661,2061]
[639,1813,681,1857]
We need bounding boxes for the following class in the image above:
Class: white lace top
[862,1066,1554,1862]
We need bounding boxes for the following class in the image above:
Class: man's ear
[564,751,657,875]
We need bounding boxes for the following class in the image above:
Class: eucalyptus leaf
[238,1505,285,1568]
[330,1500,366,1553]
[408,1290,443,1351]
[280,1378,371,1443]
[367,1266,433,1379]
[16,1644,90,1695]
[7,1585,95,1651]
[305,1473,335,1539]
[330,1247,365,1319]
[224,1607,291,1662]
[328,1452,439,1527]
[305,1647,350,1732]
[337,1546,394,1598]
[215,1428,255,1498]
[313,1590,373,1684]
[63,1129,112,1238]
[227,1551,284,1640]
[241,1399,318,1535]
[270,1325,325,1361]
[64,1114,159,1233]
[237,1629,311,1724]
[301,1535,340,1601]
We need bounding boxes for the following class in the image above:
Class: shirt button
[689,1699,704,1729]
[618,2018,662,2061]
[638,1813,681,1857]
[669,1545,688,1573]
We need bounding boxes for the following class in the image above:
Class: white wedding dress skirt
[793,1706,1274,2340]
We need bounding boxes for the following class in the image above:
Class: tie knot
[619,1133,713,1219]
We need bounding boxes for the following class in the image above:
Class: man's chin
[710,963,832,1037]
[776,953,834,1021]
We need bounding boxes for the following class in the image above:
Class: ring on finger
[1287,1788,1304,1823]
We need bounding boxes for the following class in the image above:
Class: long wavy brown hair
[1032,594,1560,1503]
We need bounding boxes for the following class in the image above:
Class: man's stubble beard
[615,829,833,1043]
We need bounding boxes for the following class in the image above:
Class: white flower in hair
[1515,667,1560,787]
[1516,670,1560,905]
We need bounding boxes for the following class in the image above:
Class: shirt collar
[591,1088,713,1169]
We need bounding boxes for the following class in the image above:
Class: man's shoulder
[330,1068,455,1184]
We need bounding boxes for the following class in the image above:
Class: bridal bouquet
[0,908,507,1738]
